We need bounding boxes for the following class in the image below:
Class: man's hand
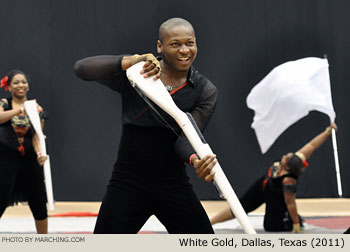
[131,53,161,80]
[192,154,217,182]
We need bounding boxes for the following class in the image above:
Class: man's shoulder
[190,67,216,89]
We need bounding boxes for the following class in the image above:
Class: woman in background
[0,70,48,233]
[210,123,337,233]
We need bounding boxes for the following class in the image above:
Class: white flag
[246,57,336,154]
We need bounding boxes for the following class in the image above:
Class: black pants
[94,125,214,234]
[0,149,47,220]
[94,180,214,234]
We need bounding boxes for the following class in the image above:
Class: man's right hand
[131,53,161,80]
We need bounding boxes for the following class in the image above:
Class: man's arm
[175,80,218,182]
[74,55,124,81]
[74,54,161,90]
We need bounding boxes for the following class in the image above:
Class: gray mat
[0,215,346,234]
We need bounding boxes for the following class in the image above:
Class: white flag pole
[24,100,55,211]
[331,128,342,197]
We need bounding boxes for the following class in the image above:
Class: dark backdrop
[0,0,349,201]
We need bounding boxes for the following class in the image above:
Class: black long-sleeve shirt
[74,55,217,163]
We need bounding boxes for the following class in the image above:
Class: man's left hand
[192,154,217,182]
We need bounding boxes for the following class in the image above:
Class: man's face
[157,25,197,72]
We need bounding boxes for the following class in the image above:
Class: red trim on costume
[262,178,268,190]
[262,166,273,190]
[267,166,272,177]
[170,82,188,95]
[17,145,25,155]
[302,159,309,168]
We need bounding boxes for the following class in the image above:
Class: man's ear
[157,40,162,54]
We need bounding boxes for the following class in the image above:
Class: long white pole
[331,129,342,197]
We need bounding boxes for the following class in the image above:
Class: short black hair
[286,154,304,176]
[6,70,29,84]
[159,17,194,42]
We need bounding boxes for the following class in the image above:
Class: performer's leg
[0,156,19,218]
[0,181,11,218]
[210,206,234,225]
[210,175,266,225]
[94,184,152,234]
[264,209,292,231]
[34,219,48,234]
[155,184,214,234]
[25,161,48,234]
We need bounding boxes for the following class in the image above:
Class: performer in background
[74,17,218,234]
[0,70,48,233]
[210,123,337,233]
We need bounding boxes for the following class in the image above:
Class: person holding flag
[0,70,48,233]
[211,57,340,233]
[210,122,337,233]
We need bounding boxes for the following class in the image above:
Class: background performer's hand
[292,223,301,233]
[37,152,48,166]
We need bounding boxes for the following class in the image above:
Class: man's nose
[179,44,190,54]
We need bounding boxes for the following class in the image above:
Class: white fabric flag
[246,57,336,153]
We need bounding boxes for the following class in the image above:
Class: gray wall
[0,0,349,200]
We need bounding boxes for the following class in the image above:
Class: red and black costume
[0,98,47,221]
[237,160,306,231]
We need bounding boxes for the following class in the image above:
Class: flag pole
[331,128,342,197]
[323,54,341,196]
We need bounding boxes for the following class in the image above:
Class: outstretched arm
[297,123,337,160]
[74,54,161,82]
[74,55,124,81]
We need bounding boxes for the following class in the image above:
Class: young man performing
[74,17,218,234]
